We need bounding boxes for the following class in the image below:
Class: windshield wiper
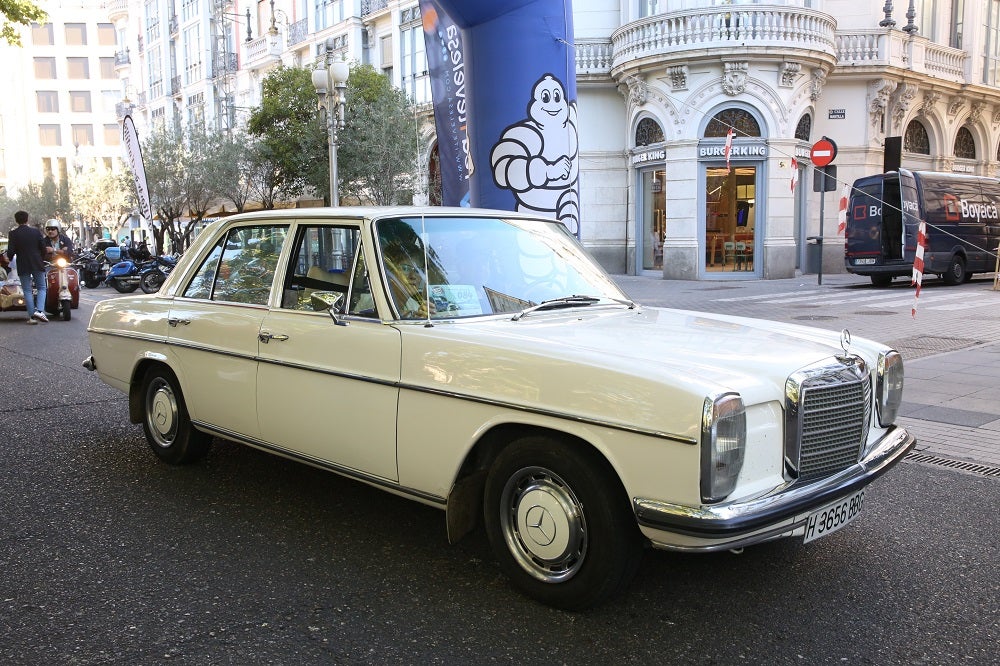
[511,295,601,321]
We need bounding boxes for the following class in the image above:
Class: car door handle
[167,318,190,327]
[258,332,289,343]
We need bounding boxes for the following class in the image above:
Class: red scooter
[44,256,80,321]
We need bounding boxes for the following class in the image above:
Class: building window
[42,157,53,178]
[794,114,812,141]
[183,25,202,84]
[67,57,90,79]
[98,23,116,46]
[986,0,1000,85]
[31,22,53,45]
[70,91,93,113]
[104,124,120,146]
[380,34,393,71]
[315,0,344,31]
[954,126,976,159]
[100,57,116,79]
[904,119,931,154]
[72,125,95,146]
[34,57,56,79]
[39,125,62,146]
[65,23,88,46]
[37,91,59,113]
[635,118,664,146]
[704,108,761,138]
[399,25,429,103]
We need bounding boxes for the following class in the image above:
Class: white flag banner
[121,115,152,221]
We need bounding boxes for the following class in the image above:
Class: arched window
[635,117,664,146]
[704,108,761,138]
[954,126,976,159]
[904,119,930,154]
[794,114,812,141]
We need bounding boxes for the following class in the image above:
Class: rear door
[167,223,289,440]
[899,169,920,264]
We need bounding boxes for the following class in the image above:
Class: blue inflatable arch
[420,0,579,234]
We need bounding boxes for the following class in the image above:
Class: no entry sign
[811,137,837,167]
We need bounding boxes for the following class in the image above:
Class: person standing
[4,210,48,323]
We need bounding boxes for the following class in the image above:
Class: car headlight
[876,350,904,427]
[701,393,746,503]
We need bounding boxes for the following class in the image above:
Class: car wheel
[140,367,211,465]
[141,270,165,294]
[942,255,966,285]
[483,436,644,610]
[870,275,893,287]
[60,299,71,321]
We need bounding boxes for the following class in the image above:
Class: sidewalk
[611,272,1000,471]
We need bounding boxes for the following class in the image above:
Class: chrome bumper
[634,425,915,543]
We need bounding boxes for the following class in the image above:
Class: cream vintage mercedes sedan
[84,207,914,609]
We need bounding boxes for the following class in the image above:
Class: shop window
[704,108,761,138]
[794,114,812,141]
[904,119,930,154]
[954,126,976,159]
[635,118,664,146]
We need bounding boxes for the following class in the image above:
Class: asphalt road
[1,286,997,665]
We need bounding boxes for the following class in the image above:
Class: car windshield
[375,215,630,319]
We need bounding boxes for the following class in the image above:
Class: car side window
[182,225,288,304]
[280,225,363,313]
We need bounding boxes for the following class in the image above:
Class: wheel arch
[444,422,629,545]
[127,358,177,423]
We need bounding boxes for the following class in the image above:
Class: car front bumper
[633,425,916,552]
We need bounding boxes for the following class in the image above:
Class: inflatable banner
[420,0,579,235]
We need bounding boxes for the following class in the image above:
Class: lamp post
[311,38,350,206]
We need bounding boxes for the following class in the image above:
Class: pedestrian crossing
[710,288,998,311]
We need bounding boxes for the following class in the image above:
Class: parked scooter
[139,255,178,294]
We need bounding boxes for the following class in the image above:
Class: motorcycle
[44,256,80,321]
[105,258,147,293]
[74,239,118,289]
[139,255,178,294]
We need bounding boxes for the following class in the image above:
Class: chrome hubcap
[147,379,178,448]
[501,467,586,583]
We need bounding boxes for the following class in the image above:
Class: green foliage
[339,63,418,205]
[0,0,47,46]
[247,66,326,202]
[3,175,68,224]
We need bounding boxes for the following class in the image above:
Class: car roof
[217,206,554,225]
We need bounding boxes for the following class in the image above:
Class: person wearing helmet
[43,219,74,262]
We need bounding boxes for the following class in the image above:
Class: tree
[70,168,131,245]
[208,128,256,213]
[337,63,418,205]
[1,0,47,47]
[247,66,325,203]
[9,175,64,223]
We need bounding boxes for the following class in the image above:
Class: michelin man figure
[491,74,580,235]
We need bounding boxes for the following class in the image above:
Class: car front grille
[785,358,872,483]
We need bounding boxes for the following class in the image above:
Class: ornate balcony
[245,33,282,71]
[610,6,837,76]
[835,29,967,83]
[288,18,308,47]
[105,0,128,23]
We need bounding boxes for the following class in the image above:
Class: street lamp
[311,38,350,206]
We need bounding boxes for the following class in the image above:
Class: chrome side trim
[93,329,697,445]
[633,425,915,539]
[192,421,447,507]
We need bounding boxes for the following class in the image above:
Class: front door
[705,165,757,275]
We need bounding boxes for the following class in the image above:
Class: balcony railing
[245,34,281,65]
[836,29,967,82]
[114,49,130,66]
[105,0,128,22]
[170,75,182,96]
[288,18,308,47]
[213,52,239,77]
[362,0,389,17]
[575,39,613,76]
[611,6,837,69]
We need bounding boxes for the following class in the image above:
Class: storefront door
[639,167,666,271]
[705,166,757,274]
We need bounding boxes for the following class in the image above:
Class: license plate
[803,489,865,544]
[854,258,877,265]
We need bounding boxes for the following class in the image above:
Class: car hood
[401,305,878,428]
